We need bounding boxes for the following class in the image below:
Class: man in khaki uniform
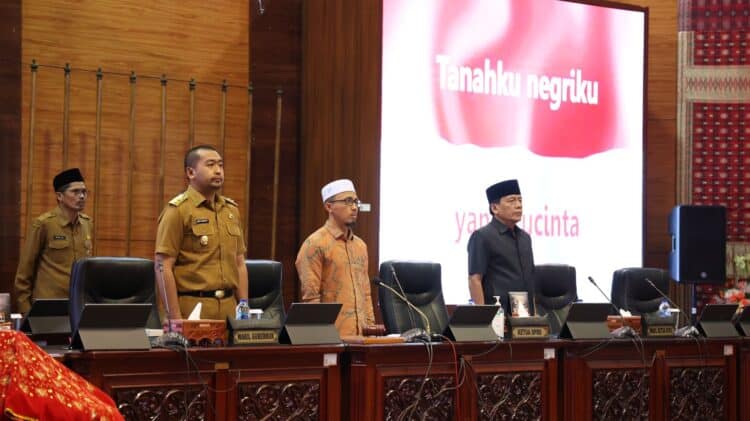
[14,168,93,314]
[155,145,249,321]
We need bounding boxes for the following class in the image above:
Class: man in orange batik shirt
[295,179,375,336]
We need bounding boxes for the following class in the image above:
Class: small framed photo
[509,291,530,317]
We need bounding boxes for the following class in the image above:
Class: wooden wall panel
[624,0,678,272]
[301,0,382,277]
[249,0,302,309]
[0,0,21,298]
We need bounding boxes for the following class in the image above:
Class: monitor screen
[380,0,646,304]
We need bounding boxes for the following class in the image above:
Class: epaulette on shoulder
[39,211,57,220]
[169,192,188,207]
[224,196,238,207]
[32,211,56,227]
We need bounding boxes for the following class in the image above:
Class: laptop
[697,304,740,338]
[279,302,342,345]
[735,305,750,336]
[444,305,498,342]
[559,302,612,339]
[71,303,153,350]
[21,298,70,335]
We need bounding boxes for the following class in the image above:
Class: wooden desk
[344,340,562,421]
[563,337,739,421]
[65,344,344,420]
[61,337,746,420]
[740,338,750,421]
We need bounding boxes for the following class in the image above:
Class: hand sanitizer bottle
[491,295,505,339]
[658,299,670,318]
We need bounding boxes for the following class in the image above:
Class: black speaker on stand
[669,205,726,324]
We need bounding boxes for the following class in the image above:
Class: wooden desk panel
[345,342,460,421]
[65,345,344,421]
[740,338,750,421]
[459,340,563,421]
[563,338,739,421]
[345,340,561,421]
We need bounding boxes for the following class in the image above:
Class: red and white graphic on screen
[431,1,627,158]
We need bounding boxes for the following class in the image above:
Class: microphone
[644,277,700,338]
[155,260,189,348]
[371,277,433,341]
[587,276,636,339]
[390,264,418,330]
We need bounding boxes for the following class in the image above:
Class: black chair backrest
[533,264,578,334]
[378,260,449,335]
[611,267,670,315]
[245,259,285,321]
[68,257,160,332]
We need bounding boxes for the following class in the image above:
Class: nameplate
[642,313,677,337]
[511,325,550,339]
[231,329,279,345]
[646,325,675,337]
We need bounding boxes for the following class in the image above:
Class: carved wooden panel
[383,376,455,421]
[476,371,541,421]
[669,367,725,420]
[115,387,207,421]
[237,381,320,420]
[592,369,649,421]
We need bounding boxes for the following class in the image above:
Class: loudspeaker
[669,205,726,284]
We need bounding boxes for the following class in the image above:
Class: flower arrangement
[711,254,750,306]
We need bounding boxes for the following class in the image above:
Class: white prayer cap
[321,179,356,203]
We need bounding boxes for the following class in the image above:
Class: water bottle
[658,299,670,318]
[491,295,505,339]
[235,299,250,320]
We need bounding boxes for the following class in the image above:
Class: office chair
[534,264,578,334]
[68,257,161,332]
[611,267,671,315]
[245,259,285,322]
[378,260,450,335]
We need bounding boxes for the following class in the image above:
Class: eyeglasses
[330,197,361,207]
[67,188,89,197]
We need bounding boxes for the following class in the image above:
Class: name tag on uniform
[53,235,67,240]
[194,218,209,225]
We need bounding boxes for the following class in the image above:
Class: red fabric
[679,0,750,32]
[690,102,750,242]
[0,331,123,421]
[692,31,749,66]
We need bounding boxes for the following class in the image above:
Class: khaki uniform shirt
[296,220,375,336]
[155,185,246,295]
[14,207,93,314]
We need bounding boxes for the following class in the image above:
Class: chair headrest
[245,260,282,298]
[72,257,155,301]
[535,264,576,298]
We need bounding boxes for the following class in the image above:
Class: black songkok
[53,168,85,192]
[485,179,521,203]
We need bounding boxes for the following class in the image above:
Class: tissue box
[606,315,642,335]
[167,319,227,347]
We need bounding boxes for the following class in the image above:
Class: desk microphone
[389,264,418,331]
[371,277,433,342]
[155,262,189,348]
[643,277,700,338]
[587,276,636,339]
